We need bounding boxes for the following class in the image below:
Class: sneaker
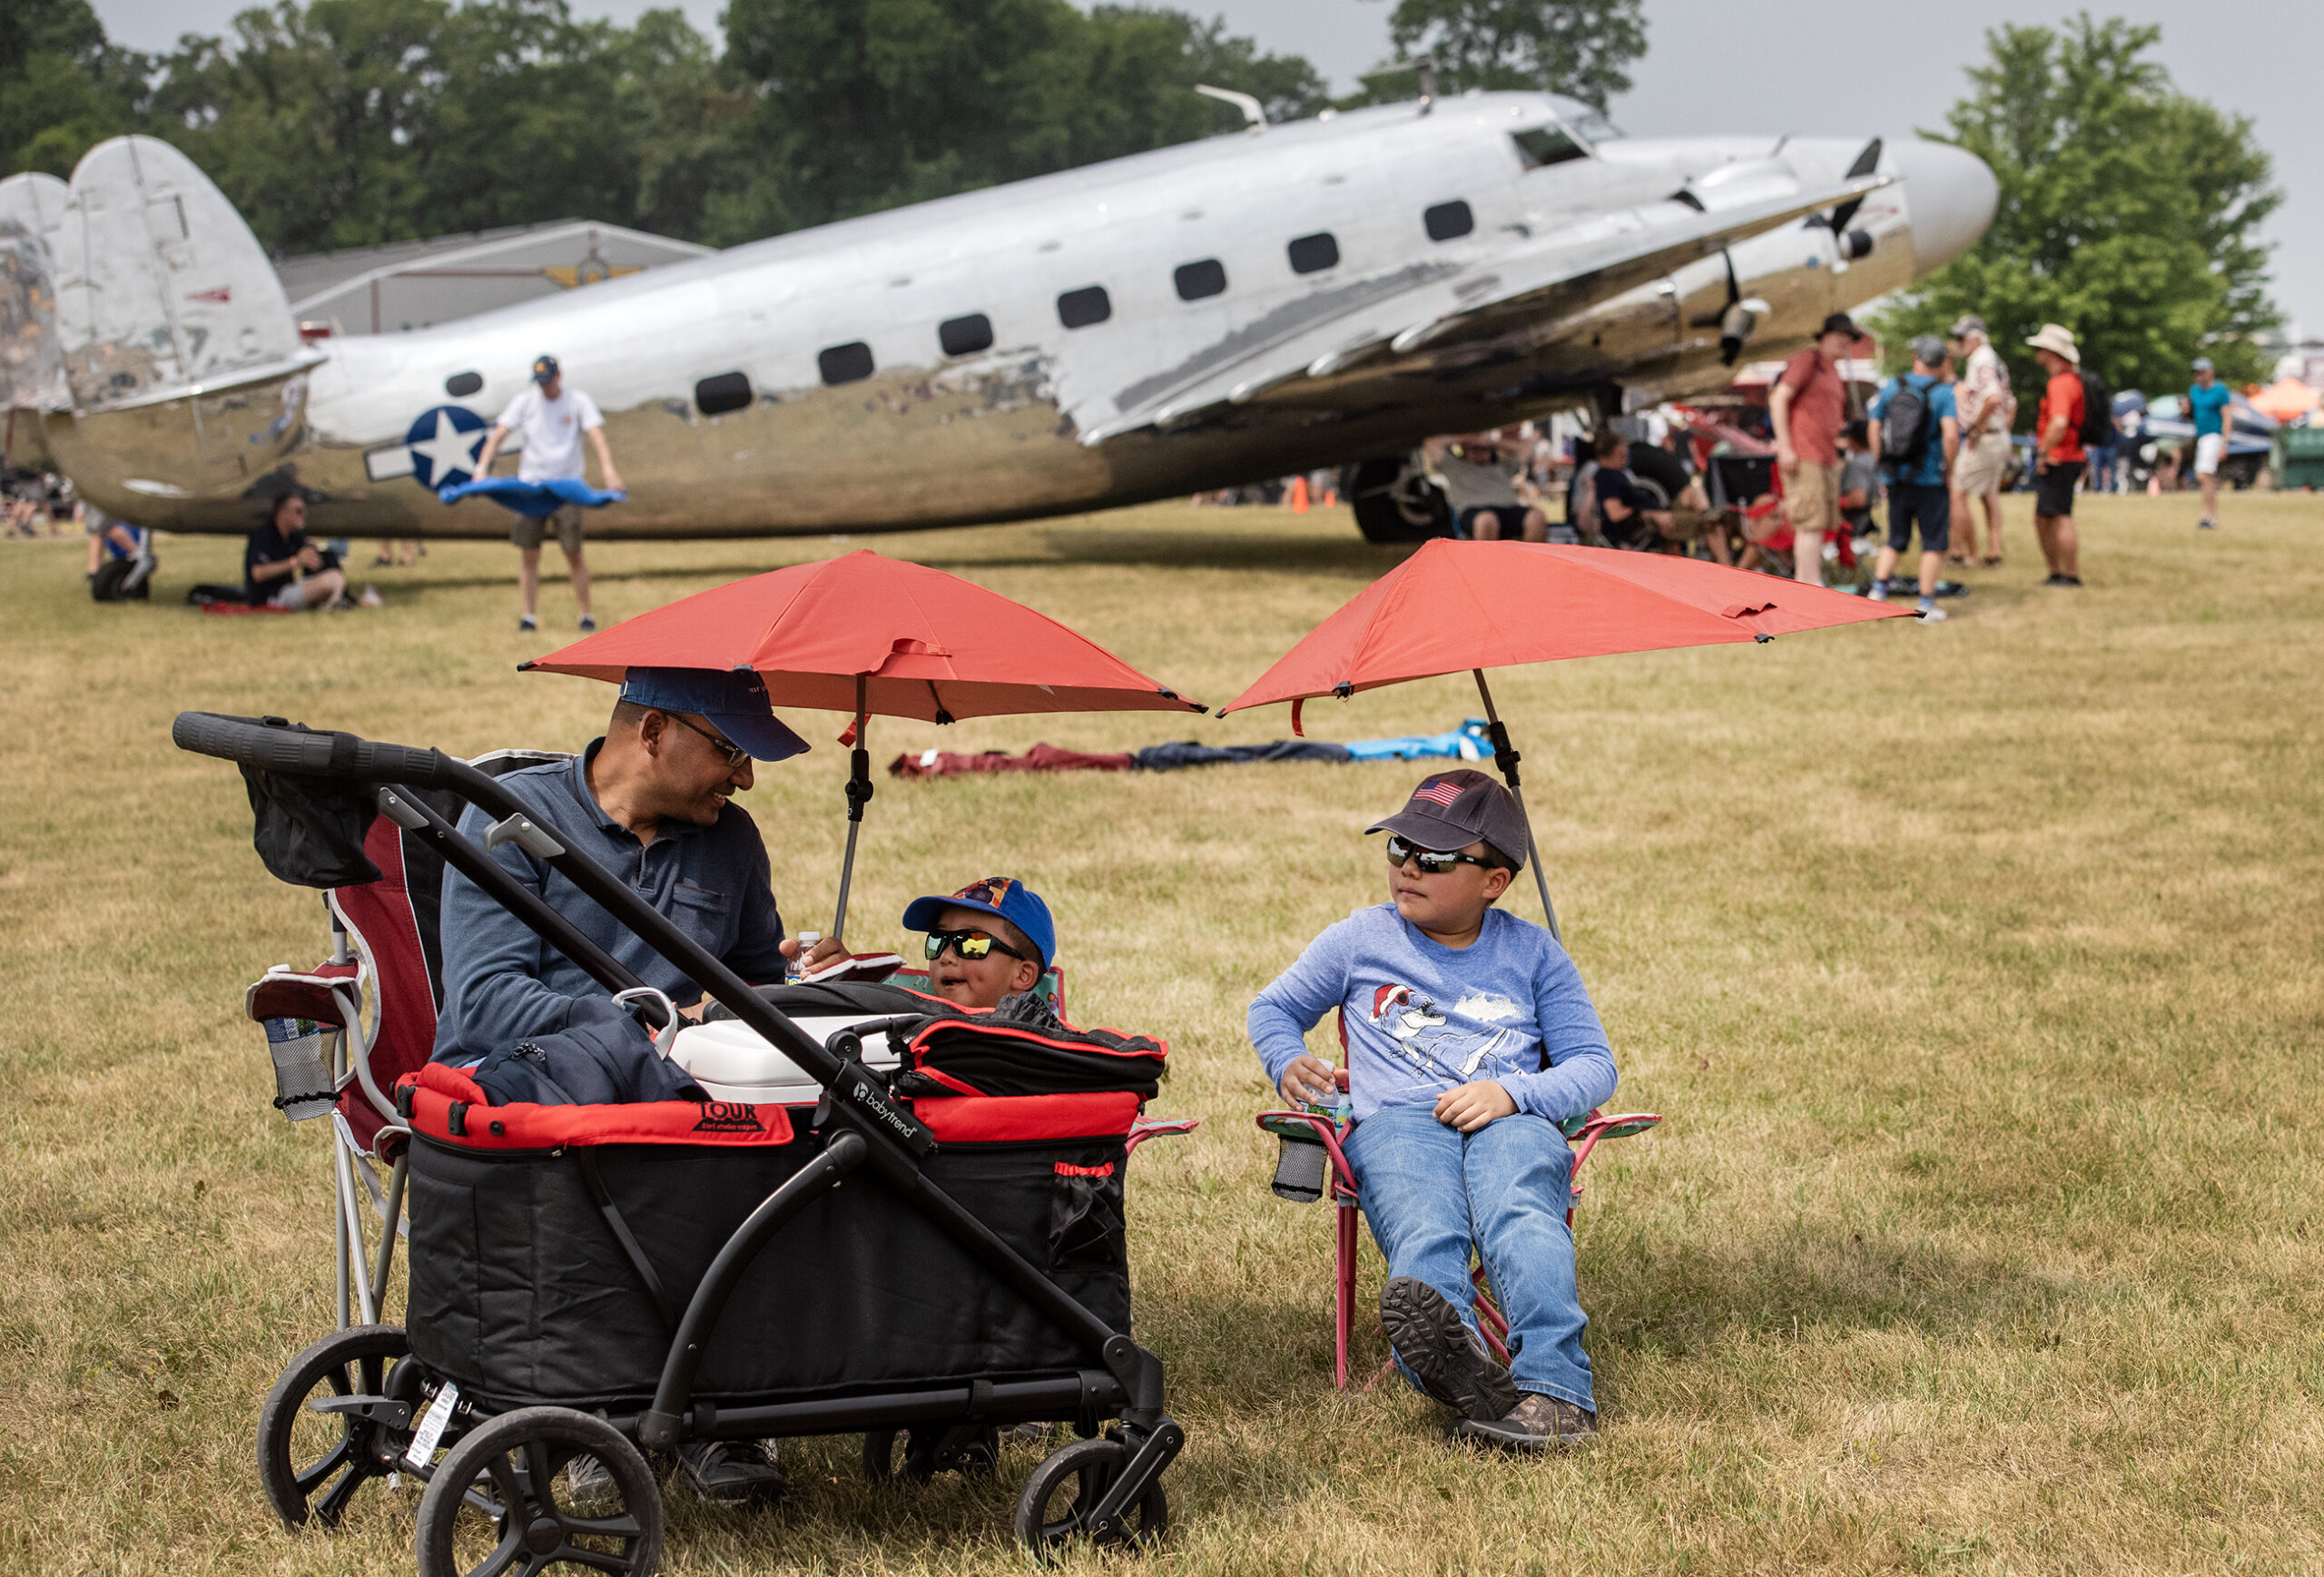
[677,1439,785,1504]
[518,615,537,631]
[2198,518,2217,530]
[359,584,385,608]
[1454,1393,1596,1453]
[561,1453,616,1506]
[1866,583,1887,603]
[1378,1277,1518,1423]
[577,614,596,632]
[1917,605,1949,622]
[2042,574,2083,587]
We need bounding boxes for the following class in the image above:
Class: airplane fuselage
[35,95,1996,538]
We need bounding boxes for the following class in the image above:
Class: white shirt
[496,385,604,482]
[1958,342,2014,438]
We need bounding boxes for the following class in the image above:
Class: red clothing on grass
[2037,371,2087,464]
[1777,348,1847,465]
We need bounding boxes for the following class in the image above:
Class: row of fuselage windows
[439,202,1482,413]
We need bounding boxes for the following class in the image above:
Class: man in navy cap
[470,353,622,633]
[429,665,822,1498]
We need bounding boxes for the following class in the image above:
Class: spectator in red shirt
[1768,313,1860,587]
[2025,323,2086,587]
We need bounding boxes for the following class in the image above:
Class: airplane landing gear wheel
[1347,458,1450,543]
[1012,1436,1167,1560]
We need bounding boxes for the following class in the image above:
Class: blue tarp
[437,477,628,517]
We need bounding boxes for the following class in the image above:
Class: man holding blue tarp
[470,354,625,633]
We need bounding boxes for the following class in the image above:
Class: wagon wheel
[256,1324,416,1530]
[862,1423,1000,1485]
[1011,1436,1167,1561]
[416,1406,662,1577]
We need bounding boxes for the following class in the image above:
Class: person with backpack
[1866,337,1960,621]
[2027,324,2106,587]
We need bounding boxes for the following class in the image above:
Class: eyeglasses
[923,928,1029,964]
[1384,834,1490,875]
[663,711,748,770]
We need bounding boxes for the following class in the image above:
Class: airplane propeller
[1826,136,1883,235]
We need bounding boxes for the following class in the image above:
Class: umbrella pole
[1472,669,1561,942]
[831,676,872,941]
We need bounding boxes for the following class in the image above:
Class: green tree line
[0,0,1645,256]
[1874,15,2281,394]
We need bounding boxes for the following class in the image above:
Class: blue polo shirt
[2188,381,2231,438]
[1868,373,1958,489]
[430,739,788,1063]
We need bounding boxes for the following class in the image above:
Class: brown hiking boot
[1454,1392,1596,1452]
[1378,1276,1519,1423]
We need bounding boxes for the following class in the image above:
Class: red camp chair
[243,750,568,1329]
[1255,1026,1660,1389]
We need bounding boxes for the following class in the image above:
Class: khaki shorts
[511,505,586,555]
[1954,430,2014,497]
[1658,504,1717,543]
[1782,460,1841,537]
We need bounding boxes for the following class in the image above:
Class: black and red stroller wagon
[180,712,1190,1572]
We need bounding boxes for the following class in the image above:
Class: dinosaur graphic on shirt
[1367,983,1521,1081]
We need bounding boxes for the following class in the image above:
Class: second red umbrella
[527,550,1206,938]
[1222,539,1910,935]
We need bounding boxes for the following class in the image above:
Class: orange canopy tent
[2250,379,2319,424]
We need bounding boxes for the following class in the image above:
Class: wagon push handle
[172,711,930,1154]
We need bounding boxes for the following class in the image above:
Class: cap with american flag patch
[1364,768,1529,870]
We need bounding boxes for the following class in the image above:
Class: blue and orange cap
[901,877,1055,969]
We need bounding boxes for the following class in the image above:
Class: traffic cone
[1289,475,1310,513]
[1323,486,1339,507]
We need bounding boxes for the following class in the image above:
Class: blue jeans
[1343,1105,1593,1409]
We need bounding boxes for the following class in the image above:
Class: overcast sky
[90,0,2324,335]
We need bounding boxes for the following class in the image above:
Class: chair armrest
[1569,1110,1662,1175]
[1125,1118,1199,1158]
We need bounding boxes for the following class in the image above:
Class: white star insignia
[408,410,485,488]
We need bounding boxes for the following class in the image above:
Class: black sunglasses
[923,928,1028,964]
[662,711,749,769]
[1384,833,1490,875]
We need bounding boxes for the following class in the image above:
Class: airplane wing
[1075,173,1887,445]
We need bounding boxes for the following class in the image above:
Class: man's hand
[1278,1053,1338,1108]
[1433,1079,1517,1132]
[295,543,323,570]
[601,467,625,493]
[777,934,853,973]
[1775,442,1797,472]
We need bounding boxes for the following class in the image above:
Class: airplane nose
[1891,139,1998,277]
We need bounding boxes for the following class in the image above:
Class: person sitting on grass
[244,493,349,611]
[1248,769,1618,1451]
[901,877,1059,1024]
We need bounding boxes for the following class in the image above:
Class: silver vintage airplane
[0,90,1994,543]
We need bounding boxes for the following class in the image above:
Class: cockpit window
[1512,125,1587,169]
[1567,110,1625,143]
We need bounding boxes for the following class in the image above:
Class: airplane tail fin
[0,172,71,416]
[51,135,307,411]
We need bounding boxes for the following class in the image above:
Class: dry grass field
[3,492,2321,1576]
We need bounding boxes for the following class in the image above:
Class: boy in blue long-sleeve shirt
[1249,770,1616,1450]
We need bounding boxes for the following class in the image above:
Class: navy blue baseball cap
[618,666,810,762]
[531,354,560,383]
[902,877,1056,969]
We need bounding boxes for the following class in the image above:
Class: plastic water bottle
[261,1017,335,1121]
[785,931,822,984]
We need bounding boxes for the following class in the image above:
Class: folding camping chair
[1255,1017,1660,1390]
[242,749,568,1330]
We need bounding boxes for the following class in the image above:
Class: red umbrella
[1222,539,1908,934]
[527,549,1205,937]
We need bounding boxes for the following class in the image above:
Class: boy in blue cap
[1249,770,1618,1450]
[901,877,1059,1021]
